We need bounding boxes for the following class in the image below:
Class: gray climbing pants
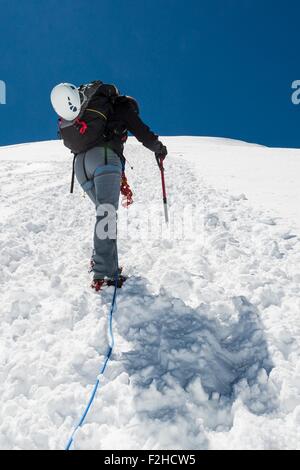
[75,146,122,279]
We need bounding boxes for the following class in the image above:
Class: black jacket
[98,96,164,157]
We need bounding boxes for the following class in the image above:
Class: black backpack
[59,80,120,154]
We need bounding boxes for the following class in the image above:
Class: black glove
[155,144,168,167]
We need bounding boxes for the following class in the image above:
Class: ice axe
[156,156,169,225]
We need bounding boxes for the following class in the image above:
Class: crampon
[91,273,127,292]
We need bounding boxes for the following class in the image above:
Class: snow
[0,136,300,450]
[166,136,300,231]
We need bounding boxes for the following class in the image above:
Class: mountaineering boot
[91,270,127,292]
[106,274,127,288]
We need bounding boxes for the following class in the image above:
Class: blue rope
[65,273,118,451]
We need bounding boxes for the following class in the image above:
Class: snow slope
[0,137,300,450]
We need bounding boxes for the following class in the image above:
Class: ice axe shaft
[158,158,169,224]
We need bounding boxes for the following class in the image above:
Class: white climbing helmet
[50,83,81,121]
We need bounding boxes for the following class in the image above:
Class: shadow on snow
[115,276,275,423]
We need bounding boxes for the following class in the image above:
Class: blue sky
[0,0,300,148]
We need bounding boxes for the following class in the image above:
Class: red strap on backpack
[120,171,133,208]
[75,118,88,135]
